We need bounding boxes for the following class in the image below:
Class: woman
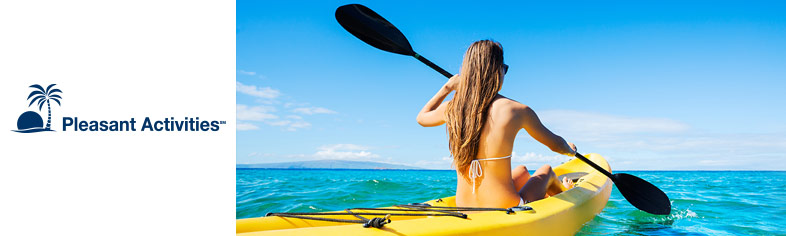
[416,40,577,208]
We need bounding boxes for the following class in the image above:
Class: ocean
[237,169,786,235]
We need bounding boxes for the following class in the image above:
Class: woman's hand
[443,74,461,91]
[566,142,577,156]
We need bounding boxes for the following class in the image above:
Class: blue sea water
[237,169,786,235]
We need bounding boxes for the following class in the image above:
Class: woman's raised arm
[416,74,460,127]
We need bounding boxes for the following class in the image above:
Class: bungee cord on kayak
[265,203,534,228]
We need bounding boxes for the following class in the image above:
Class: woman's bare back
[418,85,577,208]
[455,95,525,208]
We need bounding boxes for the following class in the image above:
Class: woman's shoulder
[490,95,537,126]
[491,95,530,112]
[489,95,533,122]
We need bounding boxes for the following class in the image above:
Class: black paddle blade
[613,173,672,215]
[335,4,415,56]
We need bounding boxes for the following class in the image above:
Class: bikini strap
[468,155,512,194]
[475,155,511,161]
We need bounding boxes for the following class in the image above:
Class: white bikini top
[468,155,512,194]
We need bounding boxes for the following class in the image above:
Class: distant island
[237,160,422,170]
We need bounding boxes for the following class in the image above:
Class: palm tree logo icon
[13,84,62,133]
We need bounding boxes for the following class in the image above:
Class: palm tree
[27,84,62,130]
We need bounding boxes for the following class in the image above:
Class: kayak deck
[237,153,613,236]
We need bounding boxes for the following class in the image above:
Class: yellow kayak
[237,153,613,235]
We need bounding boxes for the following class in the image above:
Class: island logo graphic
[13,84,62,133]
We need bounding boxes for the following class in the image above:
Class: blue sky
[237,0,786,170]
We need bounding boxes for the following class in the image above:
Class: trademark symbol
[220,121,226,124]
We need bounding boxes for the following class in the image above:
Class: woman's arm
[516,105,577,156]
[416,74,460,127]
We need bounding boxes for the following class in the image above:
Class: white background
[0,1,234,235]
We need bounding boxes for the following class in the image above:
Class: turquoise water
[237,169,786,235]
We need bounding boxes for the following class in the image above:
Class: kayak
[236,153,613,235]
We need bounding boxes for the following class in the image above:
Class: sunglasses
[502,64,509,74]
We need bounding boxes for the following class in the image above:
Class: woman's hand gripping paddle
[335,3,671,215]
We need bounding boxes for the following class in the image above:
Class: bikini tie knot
[466,155,511,195]
[469,159,482,194]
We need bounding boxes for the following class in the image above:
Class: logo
[12,83,227,133]
[13,84,62,133]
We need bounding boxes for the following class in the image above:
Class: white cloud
[237,122,259,131]
[235,79,333,131]
[237,104,277,121]
[321,144,368,151]
[284,102,308,108]
[539,110,689,136]
[314,144,379,160]
[289,121,311,129]
[534,110,700,152]
[237,104,313,131]
[292,107,337,115]
[594,133,786,153]
[527,110,786,169]
[698,159,733,166]
[264,119,310,131]
[237,70,256,76]
[266,120,291,126]
[236,81,280,99]
[413,156,454,169]
[253,98,278,105]
[247,152,273,157]
[511,151,568,163]
[537,110,786,152]
[241,144,390,165]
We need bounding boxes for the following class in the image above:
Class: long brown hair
[446,40,505,178]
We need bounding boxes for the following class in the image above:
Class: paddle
[335,4,452,78]
[574,153,671,215]
[335,4,671,215]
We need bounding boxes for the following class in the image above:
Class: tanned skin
[417,74,577,208]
